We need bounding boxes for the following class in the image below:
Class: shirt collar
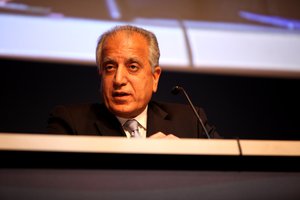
[116,106,148,130]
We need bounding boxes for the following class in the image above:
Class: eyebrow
[125,58,143,66]
[102,57,114,63]
[102,57,143,66]
[101,58,117,67]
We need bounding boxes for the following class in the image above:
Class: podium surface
[1,133,300,200]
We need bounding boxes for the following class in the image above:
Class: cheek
[102,75,112,86]
[101,77,112,95]
[137,74,151,87]
[139,76,154,95]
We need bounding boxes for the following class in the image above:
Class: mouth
[112,91,130,98]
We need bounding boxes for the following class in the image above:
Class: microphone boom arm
[172,86,211,139]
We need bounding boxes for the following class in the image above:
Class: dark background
[1,58,299,140]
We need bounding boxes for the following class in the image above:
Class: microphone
[171,86,211,139]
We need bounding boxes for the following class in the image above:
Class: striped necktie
[123,119,141,138]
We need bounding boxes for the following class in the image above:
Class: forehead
[102,31,148,53]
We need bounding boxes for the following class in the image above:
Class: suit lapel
[92,102,171,137]
[93,104,126,137]
[94,120,125,137]
[147,102,170,137]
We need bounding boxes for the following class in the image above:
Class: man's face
[99,31,161,118]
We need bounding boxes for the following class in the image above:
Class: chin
[115,111,136,118]
[109,106,136,118]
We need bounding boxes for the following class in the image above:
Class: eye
[103,65,115,73]
[128,64,139,72]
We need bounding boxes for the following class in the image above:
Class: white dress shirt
[116,106,147,138]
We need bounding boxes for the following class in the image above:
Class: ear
[98,67,103,76]
[152,66,162,93]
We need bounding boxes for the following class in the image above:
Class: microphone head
[171,86,182,95]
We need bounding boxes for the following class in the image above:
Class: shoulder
[149,101,191,118]
[149,101,201,113]
[150,101,189,108]
[149,100,208,121]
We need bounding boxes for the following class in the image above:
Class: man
[47,25,219,139]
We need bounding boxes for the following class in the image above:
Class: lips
[112,91,130,97]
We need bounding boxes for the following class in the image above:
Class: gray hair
[96,25,160,71]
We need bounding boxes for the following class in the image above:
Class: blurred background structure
[1,0,300,139]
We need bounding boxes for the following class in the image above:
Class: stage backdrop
[1,1,300,139]
[0,58,299,140]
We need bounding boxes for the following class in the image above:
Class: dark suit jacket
[47,101,219,138]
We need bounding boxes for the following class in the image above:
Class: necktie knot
[123,119,141,138]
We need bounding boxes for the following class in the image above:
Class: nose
[113,65,127,88]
